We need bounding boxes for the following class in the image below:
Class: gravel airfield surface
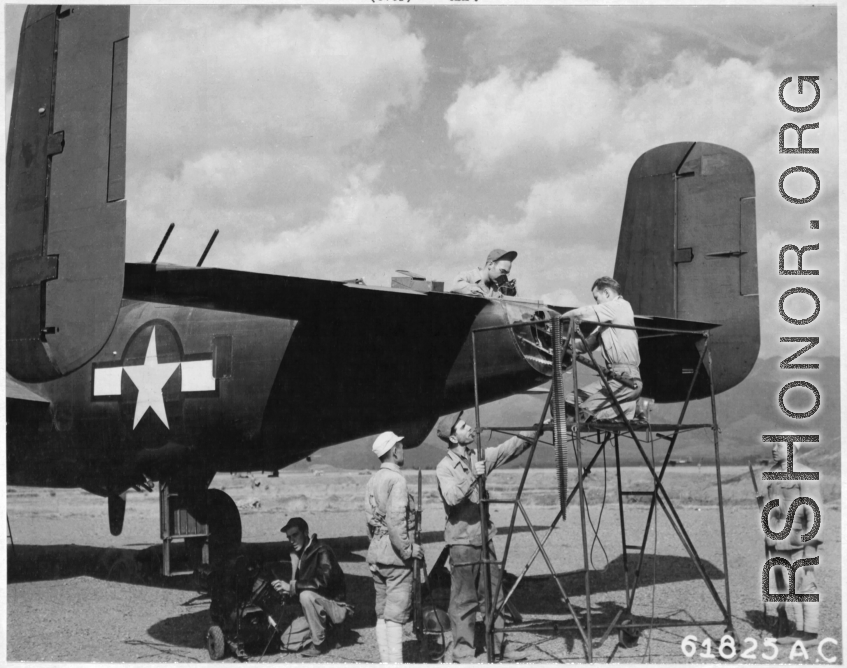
[7,467,842,664]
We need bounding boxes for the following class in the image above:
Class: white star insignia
[93,327,217,430]
[123,326,180,429]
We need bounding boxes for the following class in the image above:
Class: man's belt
[602,365,641,389]
[608,363,640,374]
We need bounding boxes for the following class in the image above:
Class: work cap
[436,411,464,443]
[373,431,404,458]
[280,517,308,534]
[486,248,517,264]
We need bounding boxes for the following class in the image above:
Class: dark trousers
[449,543,505,660]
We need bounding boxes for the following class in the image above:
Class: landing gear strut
[188,488,243,569]
[161,482,242,576]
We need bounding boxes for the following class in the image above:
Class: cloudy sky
[5,4,839,358]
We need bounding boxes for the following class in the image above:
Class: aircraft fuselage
[7,295,548,495]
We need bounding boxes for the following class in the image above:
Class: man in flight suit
[764,433,823,648]
[366,431,424,664]
[272,517,349,656]
[561,276,642,421]
[435,411,534,663]
[450,249,518,298]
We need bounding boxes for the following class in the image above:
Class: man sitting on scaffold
[560,276,643,422]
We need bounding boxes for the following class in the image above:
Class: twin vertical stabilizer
[6,6,130,381]
[614,142,760,395]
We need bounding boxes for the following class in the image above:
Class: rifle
[748,461,764,512]
[413,469,426,641]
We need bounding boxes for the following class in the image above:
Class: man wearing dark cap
[272,517,349,656]
[450,249,518,298]
[435,411,534,662]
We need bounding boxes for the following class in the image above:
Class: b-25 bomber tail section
[6,6,129,382]
[614,142,759,401]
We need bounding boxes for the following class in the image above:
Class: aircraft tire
[206,625,226,660]
[186,488,242,572]
[206,488,242,548]
[617,618,639,649]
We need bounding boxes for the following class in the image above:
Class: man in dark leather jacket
[272,517,349,655]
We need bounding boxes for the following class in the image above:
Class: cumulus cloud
[446,52,781,178]
[129,7,426,166]
[125,6,427,267]
[231,164,440,282]
[446,53,619,176]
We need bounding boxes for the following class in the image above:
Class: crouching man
[272,517,350,656]
[366,431,424,664]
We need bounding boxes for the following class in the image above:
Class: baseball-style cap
[373,431,404,458]
[281,517,308,534]
[436,411,464,443]
[486,248,517,264]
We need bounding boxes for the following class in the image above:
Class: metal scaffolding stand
[470,314,734,663]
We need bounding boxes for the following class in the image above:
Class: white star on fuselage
[123,326,180,429]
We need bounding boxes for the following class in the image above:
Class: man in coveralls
[561,276,642,421]
[435,411,534,663]
[764,433,823,648]
[366,431,424,664]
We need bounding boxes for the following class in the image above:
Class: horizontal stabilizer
[6,6,129,382]
[124,263,478,321]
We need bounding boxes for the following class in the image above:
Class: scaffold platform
[468,313,735,663]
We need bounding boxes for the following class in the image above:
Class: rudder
[6,6,130,382]
[614,142,759,396]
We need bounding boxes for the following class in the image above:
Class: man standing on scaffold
[560,276,642,422]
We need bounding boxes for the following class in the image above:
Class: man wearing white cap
[450,248,518,298]
[366,431,424,663]
[763,432,823,648]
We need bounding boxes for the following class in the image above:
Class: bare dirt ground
[6,466,842,664]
